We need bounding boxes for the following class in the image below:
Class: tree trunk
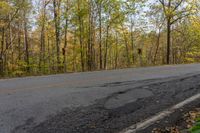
[104,25,109,69]
[53,0,61,72]
[0,27,5,75]
[123,31,130,67]
[98,2,102,70]
[39,2,46,73]
[115,32,118,69]
[24,11,30,73]
[63,15,68,73]
[78,0,85,71]
[87,0,92,71]
[73,30,77,72]
[9,14,14,72]
[18,23,21,61]
[47,34,51,73]
[154,28,161,64]
[130,18,135,64]
[167,18,171,64]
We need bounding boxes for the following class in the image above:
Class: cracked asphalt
[1,64,200,133]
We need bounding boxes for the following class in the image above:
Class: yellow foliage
[0,1,12,15]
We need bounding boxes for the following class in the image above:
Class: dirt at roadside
[152,107,200,133]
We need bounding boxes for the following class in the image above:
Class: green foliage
[189,118,200,133]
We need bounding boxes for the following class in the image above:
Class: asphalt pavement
[1,64,200,133]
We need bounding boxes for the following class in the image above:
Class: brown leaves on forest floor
[152,127,180,133]
[152,108,200,133]
[184,108,200,129]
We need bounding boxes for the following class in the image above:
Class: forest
[0,0,200,77]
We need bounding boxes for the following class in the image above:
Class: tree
[53,0,62,72]
[38,0,50,73]
[63,0,71,73]
[158,0,196,64]
[1,0,200,77]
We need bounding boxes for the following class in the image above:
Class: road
[1,64,200,133]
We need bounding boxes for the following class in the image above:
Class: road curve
[1,64,200,133]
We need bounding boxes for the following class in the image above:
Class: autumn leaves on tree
[0,0,199,77]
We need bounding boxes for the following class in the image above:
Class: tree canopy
[0,0,200,77]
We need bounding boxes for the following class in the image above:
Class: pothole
[104,89,153,109]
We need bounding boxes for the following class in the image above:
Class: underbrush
[190,117,200,133]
